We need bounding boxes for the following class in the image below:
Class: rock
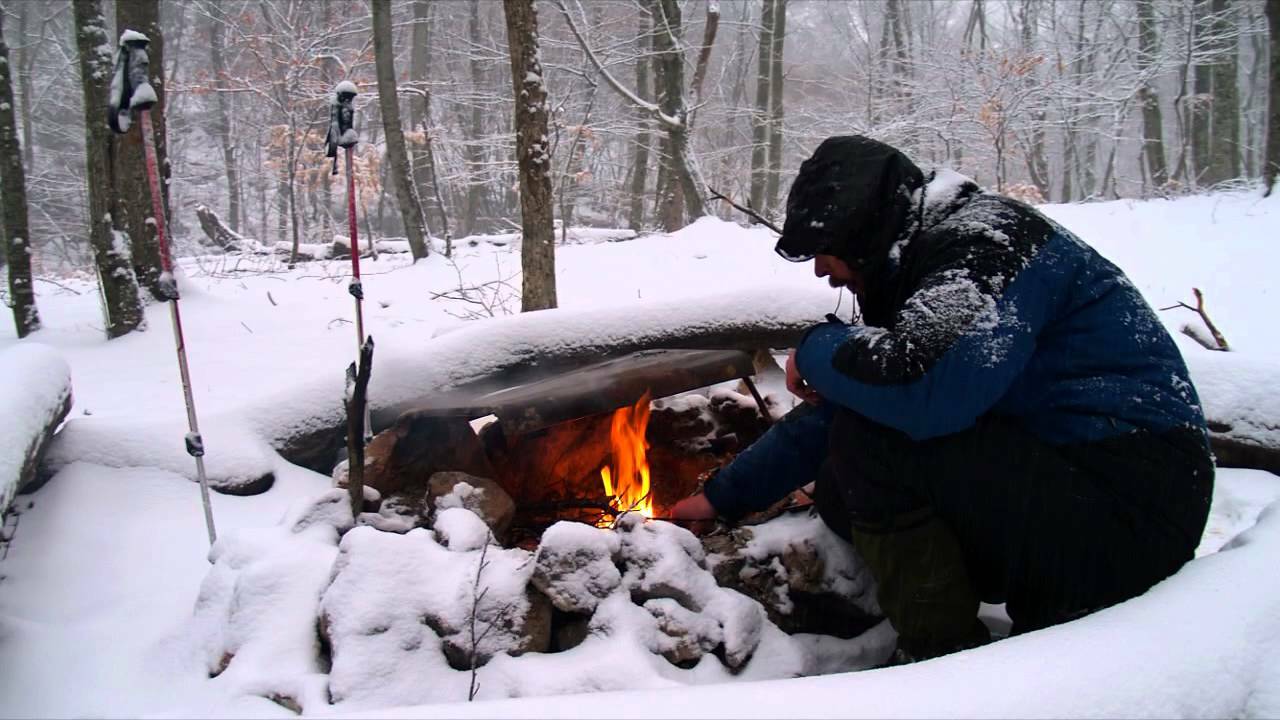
[532,521,622,613]
[616,514,716,611]
[428,471,516,539]
[434,507,495,551]
[606,516,769,670]
[702,514,881,639]
[320,527,547,705]
[441,588,552,670]
[645,597,722,666]
[553,613,592,652]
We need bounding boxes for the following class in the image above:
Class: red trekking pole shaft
[141,110,217,546]
[344,146,365,351]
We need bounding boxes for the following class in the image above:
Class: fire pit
[366,348,774,537]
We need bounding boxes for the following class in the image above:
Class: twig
[34,277,83,295]
[706,185,783,234]
[1158,287,1229,351]
[468,531,492,702]
[266,291,277,306]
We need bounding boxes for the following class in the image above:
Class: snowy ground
[1,189,1278,718]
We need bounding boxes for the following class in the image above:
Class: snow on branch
[552,0,682,130]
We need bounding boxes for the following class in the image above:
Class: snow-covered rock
[188,489,350,714]
[319,526,548,708]
[703,512,881,637]
[532,521,621,613]
[613,515,767,669]
[428,472,516,540]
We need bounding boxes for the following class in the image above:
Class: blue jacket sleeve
[702,402,833,522]
[795,259,1051,441]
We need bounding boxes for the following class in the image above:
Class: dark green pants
[813,410,1213,653]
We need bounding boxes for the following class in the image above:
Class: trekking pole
[326,82,365,353]
[326,81,373,444]
[110,30,217,546]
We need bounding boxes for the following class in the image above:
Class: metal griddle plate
[396,348,756,435]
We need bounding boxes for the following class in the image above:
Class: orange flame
[599,391,653,524]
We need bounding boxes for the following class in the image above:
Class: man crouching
[674,136,1214,663]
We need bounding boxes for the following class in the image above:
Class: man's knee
[827,410,926,524]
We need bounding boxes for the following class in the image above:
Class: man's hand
[786,349,822,405]
[671,493,717,520]
[671,493,719,535]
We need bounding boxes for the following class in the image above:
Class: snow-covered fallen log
[269,284,840,470]
[1186,350,1280,475]
[1,344,72,521]
[42,416,276,496]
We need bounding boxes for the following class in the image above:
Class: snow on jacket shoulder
[795,173,1208,445]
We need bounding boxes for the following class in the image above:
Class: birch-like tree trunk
[15,2,33,173]
[0,8,39,337]
[462,0,489,237]
[372,0,429,260]
[113,0,167,300]
[1266,0,1279,196]
[74,0,144,339]
[749,0,773,211]
[503,0,557,312]
[764,0,787,213]
[627,12,652,232]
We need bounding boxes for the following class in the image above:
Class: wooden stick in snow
[1159,287,1230,351]
[344,337,375,517]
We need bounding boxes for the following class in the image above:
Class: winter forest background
[0,0,1277,337]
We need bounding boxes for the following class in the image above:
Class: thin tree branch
[706,185,783,234]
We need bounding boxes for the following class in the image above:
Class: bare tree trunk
[749,0,773,211]
[1137,0,1170,189]
[1191,1,1215,185]
[688,0,720,128]
[1208,0,1241,184]
[0,8,39,337]
[764,0,787,214]
[1017,0,1050,200]
[1266,0,1279,195]
[207,3,242,233]
[652,0,706,225]
[463,0,488,236]
[627,12,652,232]
[503,0,557,312]
[114,0,168,300]
[372,0,429,260]
[409,0,444,238]
[74,0,144,338]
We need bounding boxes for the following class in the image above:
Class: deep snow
[1,189,1278,718]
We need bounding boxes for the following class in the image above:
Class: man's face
[814,254,865,298]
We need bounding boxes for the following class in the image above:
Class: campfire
[597,391,654,526]
[361,348,775,543]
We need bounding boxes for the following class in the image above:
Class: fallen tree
[2,344,72,521]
